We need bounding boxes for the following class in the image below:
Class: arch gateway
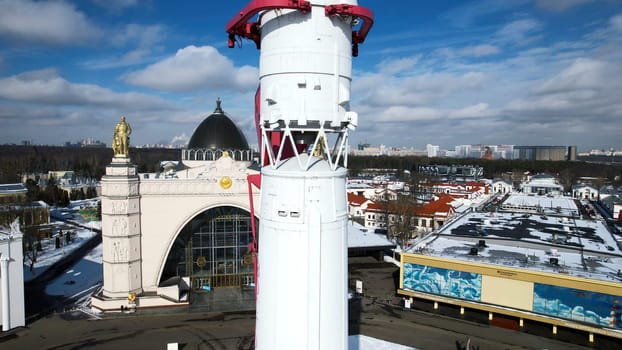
[92,102,260,311]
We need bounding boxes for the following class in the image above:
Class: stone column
[1,255,10,331]
[101,157,143,298]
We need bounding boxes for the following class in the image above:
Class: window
[160,206,256,288]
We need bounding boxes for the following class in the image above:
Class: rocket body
[257,155,348,349]
[226,1,372,349]
[259,1,356,130]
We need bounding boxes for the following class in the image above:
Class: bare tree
[23,225,41,273]
[386,194,418,248]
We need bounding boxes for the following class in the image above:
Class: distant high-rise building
[567,146,577,161]
[513,145,576,161]
[482,146,494,160]
[426,144,439,158]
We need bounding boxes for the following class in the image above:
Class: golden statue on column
[113,116,132,157]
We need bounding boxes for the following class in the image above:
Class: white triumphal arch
[92,101,260,310]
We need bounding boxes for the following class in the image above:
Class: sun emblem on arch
[219,176,232,190]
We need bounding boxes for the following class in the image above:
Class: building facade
[0,220,25,331]
[92,102,261,311]
[513,145,576,161]
[572,184,599,200]
[491,178,513,194]
[520,174,564,195]
[399,192,622,341]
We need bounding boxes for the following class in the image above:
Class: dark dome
[187,99,249,150]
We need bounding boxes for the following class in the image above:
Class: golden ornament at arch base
[242,253,253,266]
[196,256,207,268]
[219,176,232,190]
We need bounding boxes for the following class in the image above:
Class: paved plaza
[3,261,615,349]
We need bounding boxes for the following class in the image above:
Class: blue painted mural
[533,283,622,329]
[403,263,481,301]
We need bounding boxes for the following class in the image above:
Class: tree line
[348,155,622,191]
[2,145,621,191]
[0,145,180,183]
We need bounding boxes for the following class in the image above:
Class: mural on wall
[533,283,622,329]
[403,263,481,301]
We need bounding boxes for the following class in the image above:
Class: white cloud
[610,15,622,33]
[505,58,622,122]
[0,68,175,111]
[376,57,419,75]
[92,0,139,12]
[0,0,100,45]
[494,18,542,45]
[535,0,592,12]
[350,13,622,150]
[111,23,165,48]
[170,133,190,145]
[355,70,488,109]
[81,24,167,69]
[436,45,501,59]
[377,106,442,122]
[459,44,501,57]
[535,58,615,94]
[440,0,530,28]
[122,45,258,92]
[448,103,494,119]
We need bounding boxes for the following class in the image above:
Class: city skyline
[1,1,621,150]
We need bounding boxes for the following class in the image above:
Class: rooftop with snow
[408,194,622,282]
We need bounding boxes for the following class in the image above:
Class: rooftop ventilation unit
[469,247,479,256]
[549,257,559,266]
[478,240,487,248]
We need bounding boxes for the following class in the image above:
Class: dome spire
[214,98,223,113]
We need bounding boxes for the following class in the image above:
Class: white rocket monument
[226,1,373,348]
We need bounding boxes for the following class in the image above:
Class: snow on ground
[348,220,395,248]
[23,223,99,282]
[45,243,102,299]
[21,199,103,303]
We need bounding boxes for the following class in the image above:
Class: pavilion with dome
[92,100,261,311]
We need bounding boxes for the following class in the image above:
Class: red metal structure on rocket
[227,1,373,348]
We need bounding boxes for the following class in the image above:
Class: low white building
[347,193,372,218]
[572,184,599,200]
[520,174,563,195]
[600,195,622,221]
[346,182,377,199]
[372,188,398,201]
[0,219,25,331]
[491,178,513,194]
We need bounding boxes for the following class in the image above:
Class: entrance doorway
[160,206,256,290]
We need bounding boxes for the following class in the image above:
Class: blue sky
[1,0,621,151]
